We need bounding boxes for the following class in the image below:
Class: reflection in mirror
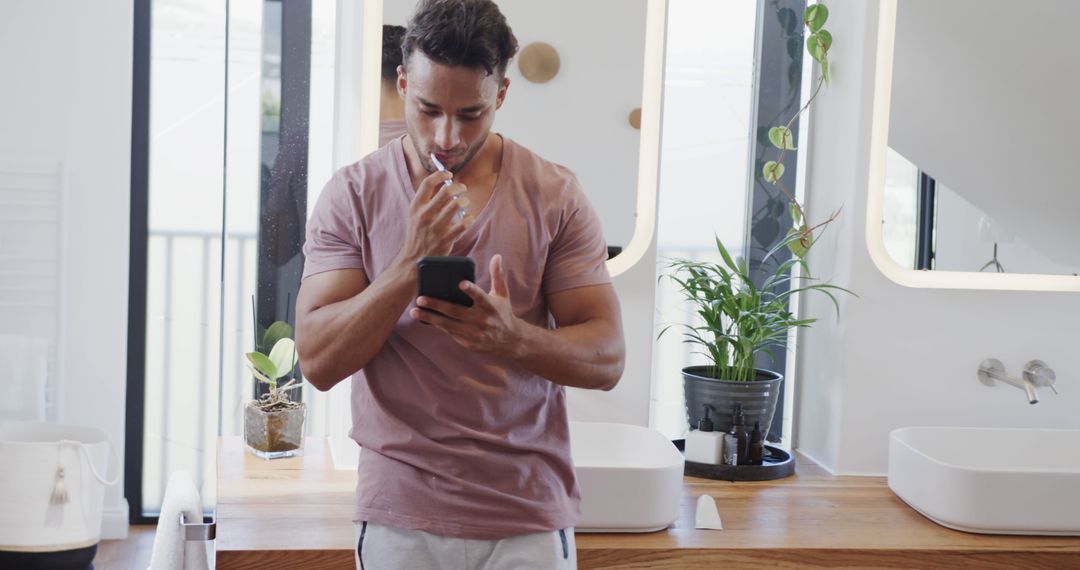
[880,0,1079,277]
[381,0,648,253]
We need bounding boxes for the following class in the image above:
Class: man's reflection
[380,24,407,146]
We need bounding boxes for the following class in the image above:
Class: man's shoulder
[347,142,400,179]
[325,143,401,195]
[503,137,579,193]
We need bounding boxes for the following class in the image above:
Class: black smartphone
[417,256,475,308]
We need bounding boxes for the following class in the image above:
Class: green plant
[245,315,301,412]
[660,3,853,383]
[763,3,837,258]
[663,234,851,382]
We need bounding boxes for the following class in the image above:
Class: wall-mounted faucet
[977,359,1058,404]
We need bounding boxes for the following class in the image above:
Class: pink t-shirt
[301,135,611,539]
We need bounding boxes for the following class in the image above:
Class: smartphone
[417,256,475,308]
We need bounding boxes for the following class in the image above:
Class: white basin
[888,426,1080,535]
[569,421,683,533]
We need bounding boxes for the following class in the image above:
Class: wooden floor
[93,525,156,570]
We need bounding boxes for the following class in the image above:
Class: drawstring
[49,437,121,504]
[63,438,121,485]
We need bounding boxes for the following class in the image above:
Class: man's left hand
[410,254,523,355]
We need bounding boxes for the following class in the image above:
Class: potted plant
[243,316,306,459]
[665,234,849,443]
[663,4,849,444]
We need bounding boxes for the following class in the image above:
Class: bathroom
[1,0,1078,568]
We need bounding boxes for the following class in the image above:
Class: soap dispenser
[727,402,749,465]
[685,405,724,464]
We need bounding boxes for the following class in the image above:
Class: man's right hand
[398,170,474,262]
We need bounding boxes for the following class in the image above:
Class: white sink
[888,426,1080,535]
[569,421,683,533]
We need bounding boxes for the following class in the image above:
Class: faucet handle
[977,358,1007,386]
[1024,360,1058,395]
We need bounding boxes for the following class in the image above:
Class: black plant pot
[682,366,784,442]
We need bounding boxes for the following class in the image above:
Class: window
[129,0,333,521]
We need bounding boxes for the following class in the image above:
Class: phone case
[417,256,475,307]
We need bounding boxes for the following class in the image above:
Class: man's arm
[411,255,626,390]
[296,168,471,391]
[295,264,414,391]
[509,282,625,390]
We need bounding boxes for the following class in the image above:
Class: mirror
[377,0,658,263]
[868,0,1080,290]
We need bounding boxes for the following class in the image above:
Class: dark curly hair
[382,25,407,82]
[401,0,519,78]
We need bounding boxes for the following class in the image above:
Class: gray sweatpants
[353,521,577,570]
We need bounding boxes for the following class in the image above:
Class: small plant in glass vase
[663,4,853,451]
[244,313,306,459]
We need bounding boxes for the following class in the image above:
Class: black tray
[683,445,795,481]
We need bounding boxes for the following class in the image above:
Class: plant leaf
[768,126,797,150]
[245,361,274,386]
[778,7,799,34]
[817,29,833,53]
[821,58,830,85]
[246,351,278,381]
[763,161,785,183]
[786,36,802,60]
[260,321,293,354]
[804,4,829,33]
[787,225,812,258]
[790,203,802,225]
[808,30,833,64]
[267,338,298,380]
[807,34,823,63]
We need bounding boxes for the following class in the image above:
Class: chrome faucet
[978,359,1058,404]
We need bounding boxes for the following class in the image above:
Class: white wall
[795,0,1080,475]
[0,0,133,536]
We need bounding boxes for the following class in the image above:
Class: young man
[295,0,625,567]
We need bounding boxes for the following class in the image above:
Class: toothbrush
[430,153,465,220]
[430,153,452,186]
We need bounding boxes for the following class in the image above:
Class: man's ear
[397,65,407,98]
[494,76,510,110]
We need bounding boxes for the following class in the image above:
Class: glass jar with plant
[243,306,305,459]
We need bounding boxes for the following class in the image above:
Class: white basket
[0,421,118,552]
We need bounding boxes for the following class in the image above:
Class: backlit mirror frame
[342,0,667,278]
[866,0,1080,292]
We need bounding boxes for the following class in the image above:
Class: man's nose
[434,117,460,150]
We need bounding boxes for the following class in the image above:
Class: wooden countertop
[216,436,1080,569]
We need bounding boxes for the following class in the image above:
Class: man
[296,0,625,568]
[378,24,407,147]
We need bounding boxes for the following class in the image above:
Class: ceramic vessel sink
[888,426,1080,535]
[569,421,683,533]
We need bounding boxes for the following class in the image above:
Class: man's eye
[421,109,440,117]
[459,114,481,122]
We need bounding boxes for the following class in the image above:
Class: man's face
[398,51,509,174]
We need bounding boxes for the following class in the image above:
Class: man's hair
[401,0,519,77]
[382,25,407,82]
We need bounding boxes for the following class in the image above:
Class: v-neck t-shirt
[301,135,611,539]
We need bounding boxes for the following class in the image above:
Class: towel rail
[179,513,216,541]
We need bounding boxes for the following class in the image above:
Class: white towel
[0,335,50,421]
[148,471,210,570]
